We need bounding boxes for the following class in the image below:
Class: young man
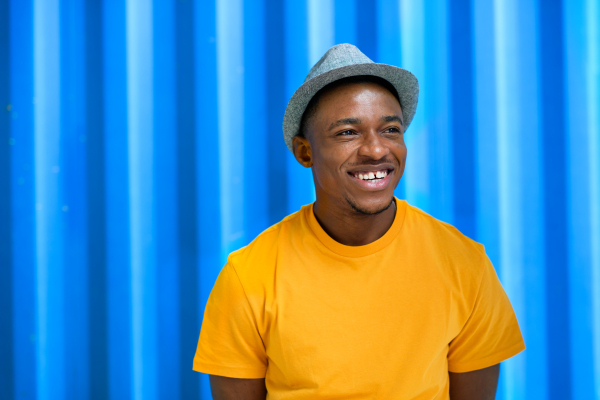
[193,44,525,400]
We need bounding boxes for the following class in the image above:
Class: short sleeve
[193,263,267,378]
[447,256,526,373]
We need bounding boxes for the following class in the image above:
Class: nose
[357,130,389,160]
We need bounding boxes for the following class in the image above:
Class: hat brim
[282,63,419,153]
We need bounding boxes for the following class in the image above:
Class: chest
[261,256,462,398]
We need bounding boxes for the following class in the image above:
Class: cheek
[400,145,407,161]
[312,149,346,187]
[391,140,407,160]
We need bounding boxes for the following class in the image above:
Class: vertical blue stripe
[265,0,289,226]
[152,1,180,400]
[586,1,600,396]
[308,0,334,66]
[472,0,501,267]
[174,0,200,398]
[194,0,220,397]
[334,0,356,46]
[244,0,269,242]
[449,0,474,236]
[376,0,400,66]
[284,0,315,214]
[9,0,37,397]
[539,1,572,398]
[103,0,132,397]
[85,1,108,398]
[493,0,527,397]
[424,0,452,224]
[355,0,377,61]
[60,0,90,398]
[518,1,548,398]
[33,0,65,398]
[0,0,14,397]
[216,0,246,257]
[564,1,596,398]
[399,0,428,210]
[126,1,158,399]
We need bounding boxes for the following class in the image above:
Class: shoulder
[402,202,489,289]
[402,203,498,324]
[227,206,307,285]
[404,202,486,261]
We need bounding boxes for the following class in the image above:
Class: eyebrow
[381,115,403,126]
[328,118,362,131]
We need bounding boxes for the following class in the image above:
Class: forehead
[317,81,402,117]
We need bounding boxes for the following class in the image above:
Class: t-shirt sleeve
[193,263,267,378]
[447,255,526,373]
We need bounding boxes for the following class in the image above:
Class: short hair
[297,75,401,139]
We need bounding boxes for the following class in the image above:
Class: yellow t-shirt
[193,198,525,399]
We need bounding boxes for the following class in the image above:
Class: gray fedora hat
[282,43,419,153]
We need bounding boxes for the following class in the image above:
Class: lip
[347,169,394,191]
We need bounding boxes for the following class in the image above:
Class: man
[193,44,525,399]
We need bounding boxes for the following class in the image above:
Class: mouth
[347,168,394,190]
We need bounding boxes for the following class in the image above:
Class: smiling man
[193,44,525,400]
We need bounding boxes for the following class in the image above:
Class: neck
[312,196,397,246]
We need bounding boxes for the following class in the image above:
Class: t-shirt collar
[306,197,407,258]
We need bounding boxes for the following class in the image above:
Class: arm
[449,363,500,400]
[209,375,267,400]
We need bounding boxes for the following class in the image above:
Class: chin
[344,194,395,216]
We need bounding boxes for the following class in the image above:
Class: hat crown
[304,43,374,83]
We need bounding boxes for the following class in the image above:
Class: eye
[383,127,402,134]
[337,129,356,136]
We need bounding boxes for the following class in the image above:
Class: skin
[293,81,405,246]
[449,364,500,400]
[209,82,500,399]
[209,375,266,400]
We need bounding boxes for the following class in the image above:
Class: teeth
[354,170,388,180]
[354,170,387,182]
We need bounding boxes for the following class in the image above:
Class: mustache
[344,158,399,168]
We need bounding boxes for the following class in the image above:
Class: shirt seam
[307,198,407,259]
[229,209,305,260]
[193,359,267,373]
[227,262,268,351]
[447,341,526,372]
[453,252,488,338]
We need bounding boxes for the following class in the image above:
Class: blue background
[1,0,599,399]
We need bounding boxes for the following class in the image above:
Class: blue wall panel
[192,0,220,397]
[85,1,109,399]
[33,0,64,398]
[152,1,179,400]
[8,1,37,398]
[539,2,571,399]
[565,1,600,398]
[60,0,90,398]
[3,0,600,399]
[103,1,132,398]
[0,0,13,399]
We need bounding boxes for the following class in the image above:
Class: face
[293,82,407,215]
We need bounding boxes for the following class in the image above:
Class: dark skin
[209,82,500,399]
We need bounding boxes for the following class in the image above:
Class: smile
[352,169,388,182]
[348,169,393,189]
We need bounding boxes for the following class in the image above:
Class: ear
[292,136,313,168]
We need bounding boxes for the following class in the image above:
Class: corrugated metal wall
[1,0,599,399]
